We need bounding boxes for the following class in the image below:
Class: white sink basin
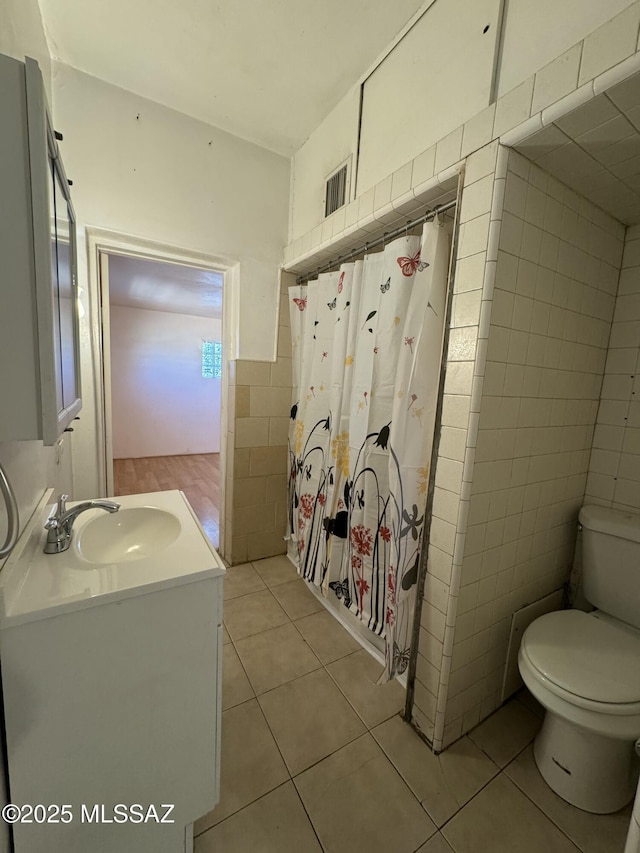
[75,506,182,564]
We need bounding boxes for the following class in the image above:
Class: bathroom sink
[75,506,182,564]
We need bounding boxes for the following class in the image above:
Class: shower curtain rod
[295,198,457,285]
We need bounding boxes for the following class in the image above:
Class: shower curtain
[287,220,451,680]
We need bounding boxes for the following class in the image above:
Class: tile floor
[194,554,633,853]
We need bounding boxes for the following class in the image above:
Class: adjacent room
[105,253,223,546]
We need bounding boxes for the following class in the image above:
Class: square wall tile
[236,360,271,386]
[462,104,496,157]
[532,44,581,115]
[493,78,534,138]
[235,418,270,448]
[579,3,640,86]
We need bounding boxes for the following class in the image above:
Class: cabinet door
[24,57,82,445]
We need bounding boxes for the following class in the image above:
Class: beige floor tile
[295,733,437,853]
[327,649,405,727]
[194,699,288,833]
[505,745,633,853]
[372,717,498,827]
[271,578,324,620]
[252,554,299,587]
[468,697,541,767]
[223,589,289,641]
[235,622,322,695]
[222,644,254,711]
[222,625,231,645]
[258,668,366,775]
[295,610,361,663]
[416,833,455,852]
[195,782,322,853]
[223,562,266,600]
[442,774,581,853]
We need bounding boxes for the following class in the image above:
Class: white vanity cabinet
[0,490,224,853]
[0,53,81,444]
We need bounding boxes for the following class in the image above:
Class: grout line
[289,776,327,852]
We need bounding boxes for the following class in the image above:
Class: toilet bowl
[519,609,640,813]
[518,505,640,814]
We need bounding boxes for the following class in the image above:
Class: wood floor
[113,453,220,548]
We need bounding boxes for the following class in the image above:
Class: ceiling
[108,254,223,319]
[38,0,427,155]
[516,70,640,225]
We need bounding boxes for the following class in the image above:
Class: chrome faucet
[44,494,120,554]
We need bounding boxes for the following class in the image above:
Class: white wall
[0,0,52,102]
[110,306,222,458]
[290,87,360,241]
[51,64,291,498]
[289,0,637,242]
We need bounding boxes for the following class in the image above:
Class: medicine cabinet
[0,54,81,445]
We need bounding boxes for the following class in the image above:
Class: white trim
[85,227,235,539]
[98,251,114,495]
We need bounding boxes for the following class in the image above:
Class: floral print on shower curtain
[287,221,451,680]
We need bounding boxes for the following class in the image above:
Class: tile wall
[585,224,640,511]
[411,142,625,750]
[411,141,503,746]
[222,273,294,565]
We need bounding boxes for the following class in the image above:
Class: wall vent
[324,159,350,218]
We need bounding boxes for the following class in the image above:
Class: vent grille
[324,164,348,217]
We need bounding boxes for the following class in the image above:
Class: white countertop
[0,489,225,627]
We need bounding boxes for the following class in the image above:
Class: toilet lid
[522,610,640,704]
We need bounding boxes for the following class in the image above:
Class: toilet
[518,504,640,814]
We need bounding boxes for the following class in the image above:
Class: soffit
[516,71,640,224]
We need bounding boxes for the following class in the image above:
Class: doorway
[99,250,224,548]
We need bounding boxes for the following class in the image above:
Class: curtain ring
[364,242,370,255]
[382,232,388,246]
[405,221,410,238]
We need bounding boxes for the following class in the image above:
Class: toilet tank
[579,505,640,630]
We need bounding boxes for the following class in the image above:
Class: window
[202,340,222,379]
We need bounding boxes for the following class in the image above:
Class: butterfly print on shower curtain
[396,250,429,276]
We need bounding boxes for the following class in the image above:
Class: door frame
[86,227,238,550]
